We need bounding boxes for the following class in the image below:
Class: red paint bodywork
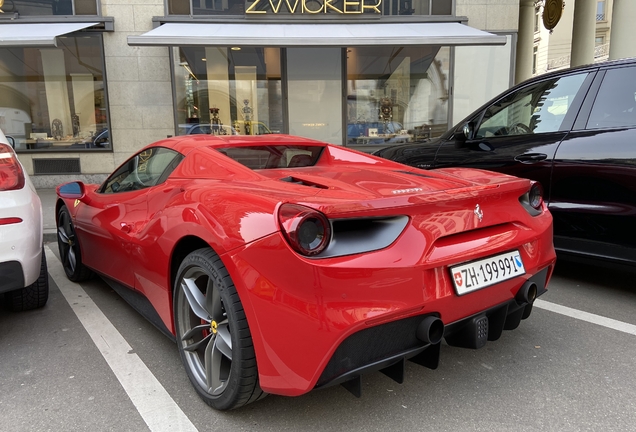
[57,135,556,396]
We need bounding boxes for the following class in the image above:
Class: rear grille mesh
[316,315,429,386]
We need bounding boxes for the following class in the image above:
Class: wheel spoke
[207,278,224,323]
[205,334,224,394]
[183,332,212,353]
[181,277,210,321]
[215,325,232,361]
[58,227,70,244]
[68,247,77,272]
[182,323,209,341]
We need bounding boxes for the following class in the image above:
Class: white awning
[0,22,99,47]
[127,22,506,47]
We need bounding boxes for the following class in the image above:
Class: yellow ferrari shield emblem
[74,199,81,208]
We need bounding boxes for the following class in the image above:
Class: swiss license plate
[450,250,526,295]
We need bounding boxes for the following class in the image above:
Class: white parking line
[45,246,198,432]
[534,298,636,336]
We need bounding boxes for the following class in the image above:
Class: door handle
[514,153,548,163]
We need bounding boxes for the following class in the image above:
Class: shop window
[0,0,97,16]
[173,47,283,137]
[0,34,110,152]
[346,46,450,147]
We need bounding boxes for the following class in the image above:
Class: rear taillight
[0,217,23,226]
[0,143,25,191]
[278,203,331,256]
[529,182,544,210]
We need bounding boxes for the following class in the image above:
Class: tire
[173,247,265,410]
[5,247,49,311]
[57,205,93,282]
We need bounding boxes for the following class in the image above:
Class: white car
[0,128,48,311]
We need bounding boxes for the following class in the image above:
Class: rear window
[216,145,324,170]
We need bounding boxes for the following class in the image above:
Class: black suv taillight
[0,143,25,191]
[278,203,331,256]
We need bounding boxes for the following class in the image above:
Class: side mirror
[6,135,16,149]
[456,122,474,142]
[58,181,87,200]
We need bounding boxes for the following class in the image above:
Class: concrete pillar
[609,0,636,60]
[515,0,535,84]
[571,0,596,67]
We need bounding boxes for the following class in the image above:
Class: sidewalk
[37,188,58,243]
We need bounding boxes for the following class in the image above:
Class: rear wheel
[5,248,49,311]
[57,205,93,282]
[173,248,265,410]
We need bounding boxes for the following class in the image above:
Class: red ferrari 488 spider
[56,134,556,410]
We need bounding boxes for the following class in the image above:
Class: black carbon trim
[316,314,437,387]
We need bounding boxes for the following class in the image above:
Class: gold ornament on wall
[543,0,565,33]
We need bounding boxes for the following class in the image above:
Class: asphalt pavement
[37,188,57,243]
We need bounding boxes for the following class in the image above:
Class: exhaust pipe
[516,281,538,305]
[416,316,444,345]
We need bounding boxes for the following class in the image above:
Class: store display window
[173,47,283,137]
[346,46,450,147]
[0,34,110,151]
[0,0,97,16]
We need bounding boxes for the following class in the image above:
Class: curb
[44,230,57,244]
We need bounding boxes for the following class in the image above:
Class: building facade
[1,0,519,187]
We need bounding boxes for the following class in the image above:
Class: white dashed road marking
[535,298,636,336]
[45,246,198,432]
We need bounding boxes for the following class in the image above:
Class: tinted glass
[587,66,636,129]
[216,145,324,169]
[101,147,181,193]
[476,72,588,138]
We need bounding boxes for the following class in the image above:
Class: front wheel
[57,205,93,282]
[173,248,265,410]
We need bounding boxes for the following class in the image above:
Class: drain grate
[33,158,81,175]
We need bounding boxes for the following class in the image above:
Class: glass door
[286,48,343,145]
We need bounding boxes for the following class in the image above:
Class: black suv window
[587,66,636,129]
[101,147,182,194]
[475,72,589,138]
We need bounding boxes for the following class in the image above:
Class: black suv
[375,58,636,269]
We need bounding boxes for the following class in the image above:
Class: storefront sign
[246,0,382,14]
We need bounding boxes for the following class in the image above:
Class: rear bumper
[0,185,43,291]
[225,214,556,396]
[314,266,550,394]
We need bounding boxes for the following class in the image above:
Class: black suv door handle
[514,153,548,163]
